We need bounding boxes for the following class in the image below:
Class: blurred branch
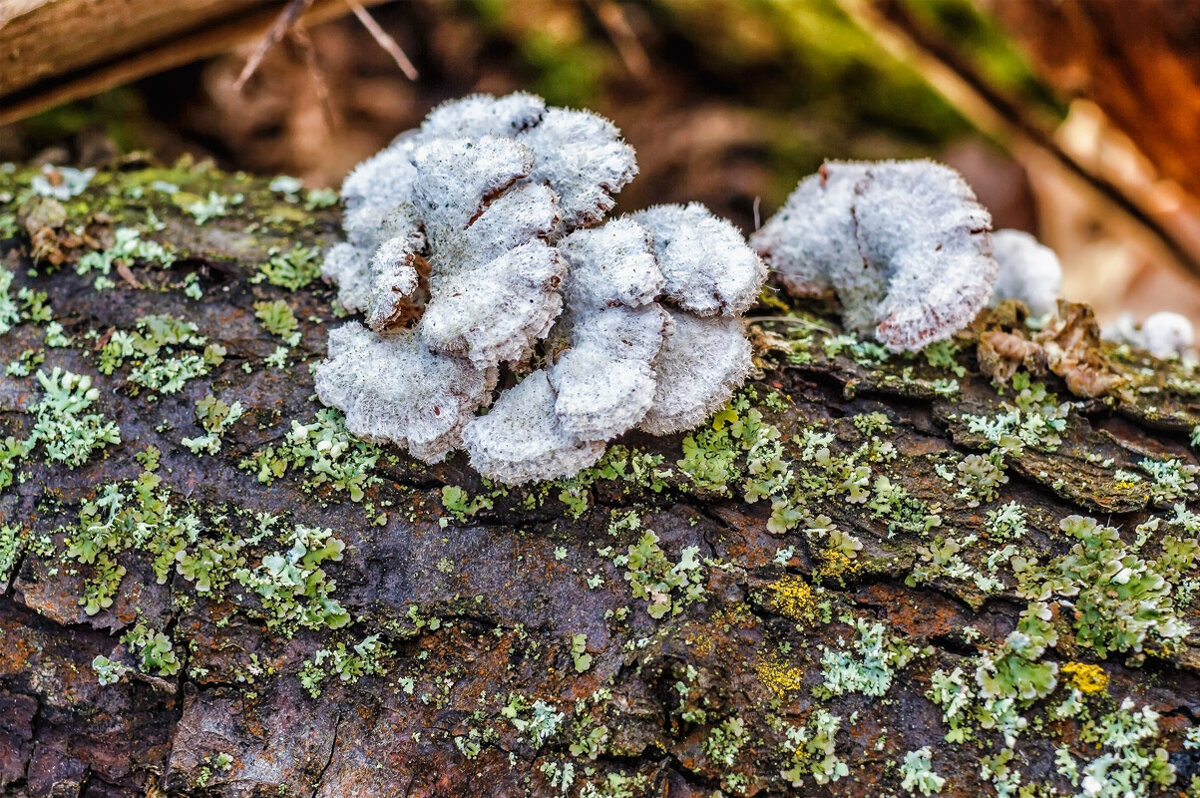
[234,0,317,91]
[289,20,339,131]
[0,0,388,127]
[585,0,652,82]
[835,0,1200,280]
[344,0,419,81]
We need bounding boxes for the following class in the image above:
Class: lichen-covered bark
[2,161,1200,798]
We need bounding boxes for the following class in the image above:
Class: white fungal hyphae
[1104,311,1195,358]
[989,229,1063,317]
[462,371,607,484]
[751,160,997,352]
[316,92,766,484]
[549,305,672,441]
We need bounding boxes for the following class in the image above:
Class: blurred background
[4,0,1200,327]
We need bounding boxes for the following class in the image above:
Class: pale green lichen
[899,747,945,795]
[0,266,20,333]
[76,227,175,289]
[0,523,21,583]
[961,373,1070,455]
[27,367,121,468]
[181,394,244,455]
[179,190,242,224]
[570,633,592,673]
[96,314,225,396]
[252,245,323,291]
[817,618,912,698]
[298,634,391,698]
[778,709,850,786]
[91,654,131,686]
[1018,515,1194,657]
[240,408,387,506]
[122,617,181,677]
[1058,698,1176,798]
[502,696,565,750]
[253,299,301,346]
[617,525,706,619]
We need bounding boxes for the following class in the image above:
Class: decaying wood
[0,0,387,126]
[2,161,1200,797]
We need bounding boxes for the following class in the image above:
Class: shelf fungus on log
[316,93,766,484]
[751,159,998,353]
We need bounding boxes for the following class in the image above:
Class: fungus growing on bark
[989,229,1062,317]
[750,159,997,352]
[316,93,766,483]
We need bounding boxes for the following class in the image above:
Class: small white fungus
[989,229,1063,317]
[1104,311,1195,358]
[751,159,997,352]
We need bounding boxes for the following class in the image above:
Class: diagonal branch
[835,0,1200,281]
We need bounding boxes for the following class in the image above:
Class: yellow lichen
[814,548,863,584]
[756,657,805,697]
[766,575,819,625]
[1060,661,1109,694]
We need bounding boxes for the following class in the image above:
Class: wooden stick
[344,0,419,81]
[0,0,388,127]
[233,0,316,92]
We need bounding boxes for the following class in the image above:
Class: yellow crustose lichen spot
[767,575,819,625]
[815,548,863,583]
[756,657,805,696]
[1060,661,1109,694]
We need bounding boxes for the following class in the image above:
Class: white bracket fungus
[316,93,766,484]
[1105,311,1195,358]
[989,229,1063,318]
[750,160,997,352]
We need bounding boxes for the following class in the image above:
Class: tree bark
[2,160,1200,798]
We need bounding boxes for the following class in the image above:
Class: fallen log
[1,158,1200,797]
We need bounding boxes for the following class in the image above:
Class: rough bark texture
[2,160,1200,798]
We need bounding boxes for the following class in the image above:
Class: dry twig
[344,0,419,81]
[234,0,316,91]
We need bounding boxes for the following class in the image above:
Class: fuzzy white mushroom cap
[315,324,495,462]
[1105,311,1195,358]
[751,159,997,352]
[989,229,1062,317]
[317,93,767,484]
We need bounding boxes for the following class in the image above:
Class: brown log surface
[0,0,386,125]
